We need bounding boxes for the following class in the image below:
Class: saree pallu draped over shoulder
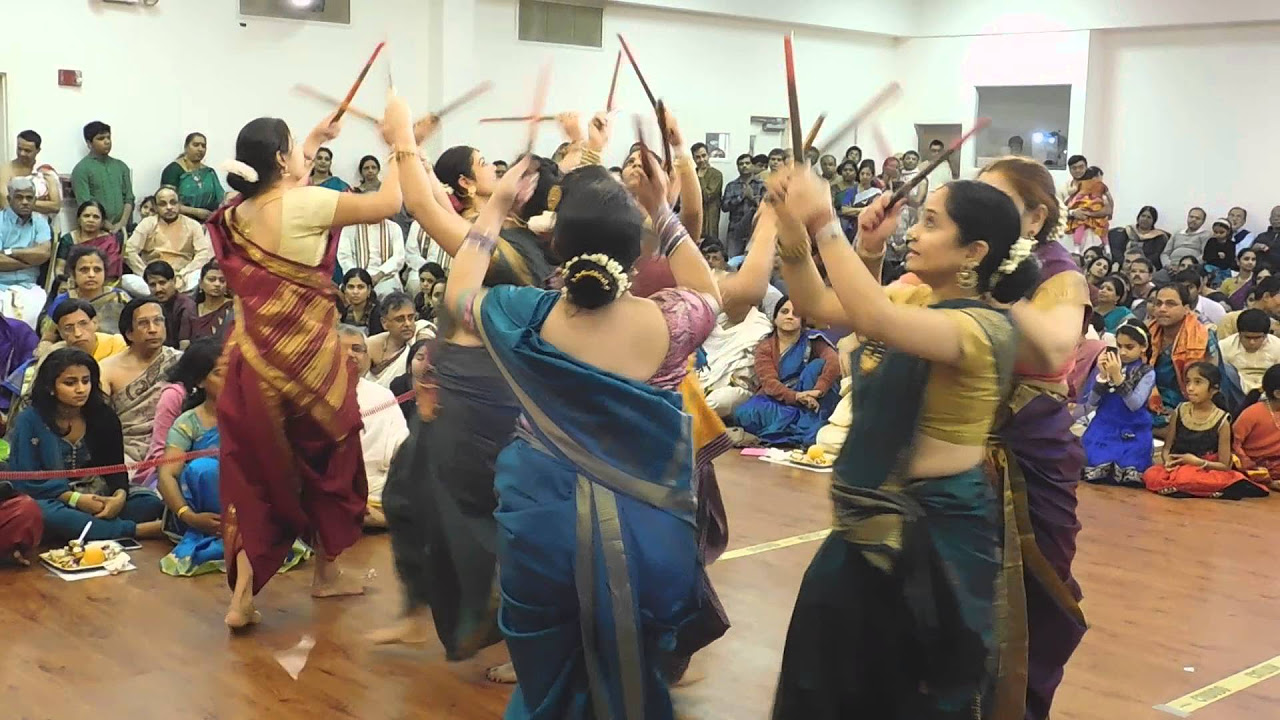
[773,299,1018,720]
[475,285,709,720]
[207,196,367,594]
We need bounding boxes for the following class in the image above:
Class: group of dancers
[206,80,1090,719]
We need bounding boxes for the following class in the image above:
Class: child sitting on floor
[1141,362,1268,499]
[1082,322,1154,487]
[1231,363,1280,492]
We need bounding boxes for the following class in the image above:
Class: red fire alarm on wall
[58,70,83,88]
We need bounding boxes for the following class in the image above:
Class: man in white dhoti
[403,220,452,295]
[0,177,52,328]
[339,218,406,296]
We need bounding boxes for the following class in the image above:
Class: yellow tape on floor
[1154,655,1280,716]
[718,529,830,561]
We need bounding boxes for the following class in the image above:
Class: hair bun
[561,253,630,310]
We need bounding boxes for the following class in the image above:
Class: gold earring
[956,259,979,290]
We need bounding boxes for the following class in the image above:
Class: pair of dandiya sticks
[297,37,990,204]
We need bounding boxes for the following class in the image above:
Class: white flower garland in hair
[1045,197,1069,241]
[997,236,1036,278]
[561,253,631,299]
[221,159,259,183]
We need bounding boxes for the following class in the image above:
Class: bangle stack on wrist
[68,491,81,508]
[580,148,602,166]
[463,228,498,256]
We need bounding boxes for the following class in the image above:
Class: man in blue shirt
[0,176,52,327]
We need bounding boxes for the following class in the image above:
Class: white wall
[612,0,919,37]
[912,0,1280,36]
[466,0,899,171]
[0,0,434,204]
[888,31,1091,187]
[1086,23,1280,233]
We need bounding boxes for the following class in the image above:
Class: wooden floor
[4,453,1279,720]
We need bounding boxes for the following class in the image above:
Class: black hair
[1080,166,1102,180]
[52,298,96,326]
[1067,154,1087,167]
[941,180,1040,303]
[1256,275,1280,298]
[1245,364,1280,407]
[358,154,380,175]
[140,195,156,208]
[512,154,564,223]
[193,261,226,304]
[17,130,41,149]
[119,297,163,344]
[858,159,877,177]
[83,121,110,144]
[608,165,622,173]
[315,147,333,161]
[903,150,920,160]
[1238,308,1271,335]
[838,161,856,173]
[342,268,378,301]
[1185,362,1226,411]
[1088,311,1105,335]
[420,262,446,279]
[771,295,793,328]
[74,199,107,228]
[768,148,786,159]
[1154,282,1193,307]
[554,166,645,310]
[845,145,863,158]
[436,145,479,199]
[226,117,291,198]
[31,348,110,432]
[1173,268,1201,289]
[1137,205,1158,224]
[691,142,708,155]
[1115,321,1152,362]
[184,132,206,148]
[166,337,224,412]
[700,240,727,257]
[493,159,509,169]
[1129,257,1154,272]
[928,139,944,149]
[752,154,768,166]
[380,290,415,316]
[735,153,752,164]
[1239,246,1259,260]
[66,245,108,277]
[1098,274,1129,304]
[144,260,176,282]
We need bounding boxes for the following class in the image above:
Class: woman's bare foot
[486,662,518,684]
[225,550,261,630]
[311,552,366,598]
[367,610,432,645]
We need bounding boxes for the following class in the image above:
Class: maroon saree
[207,197,366,594]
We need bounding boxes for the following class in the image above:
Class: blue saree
[733,332,840,447]
[476,285,702,720]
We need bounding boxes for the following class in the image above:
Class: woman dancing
[446,147,721,719]
[767,166,1037,718]
[979,157,1091,719]
[205,90,412,629]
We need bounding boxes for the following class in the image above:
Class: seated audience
[1232,365,1280,491]
[337,325,409,528]
[1094,275,1134,333]
[10,348,164,542]
[0,177,53,327]
[1253,206,1280,265]
[1120,205,1169,270]
[137,195,156,221]
[1141,362,1266,498]
[122,186,213,296]
[1221,247,1259,306]
[339,218,406,296]
[0,482,42,565]
[404,223,452,295]
[58,201,123,280]
[367,292,429,388]
[1084,255,1110,301]
[100,298,183,467]
[139,340,218,491]
[731,298,841,447]
[0,312,38,416]
[415,279,446,323]
[45,299,127,362]
[1161,207,1209,270]
[191,261,232,341]
[813,335,859,455]
[1218,275,1280,338]
[1128,257,1155,306]
[1219,309,1280,396]
[1202,218,1238,284]
[338,268,383,335]
[835,164,881,239]
[1082,323,1155,486]
[159,133,225,222]
[389,338,431,421]
[697,299,772,418]
[1174,268,1226,326]
[41,246,130,338]
[1228,206,1254,251]
[1146,284,1219,434]
[144,261,195,350]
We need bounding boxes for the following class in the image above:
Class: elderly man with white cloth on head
[0,176,52,328]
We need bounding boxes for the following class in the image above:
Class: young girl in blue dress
[1082,321,1155,486]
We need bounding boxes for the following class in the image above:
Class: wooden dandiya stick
[434,81,494,120]
[525,65,551,157]
[802,113,826,153]
[294,85,380,124]
[887,117,991,206]
[617,34,658,109]
[815,82,902,157]
[655,99,673,172]
[606,50,622,111]
[478,115,557,124]
[331,41,386,125]
[783,34,804,162]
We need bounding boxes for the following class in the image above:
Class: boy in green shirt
[71,121,134,235]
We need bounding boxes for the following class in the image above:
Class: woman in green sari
[160,133,225,222]
[766,167,1039,719]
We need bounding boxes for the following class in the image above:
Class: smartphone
[108,538,143,551]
